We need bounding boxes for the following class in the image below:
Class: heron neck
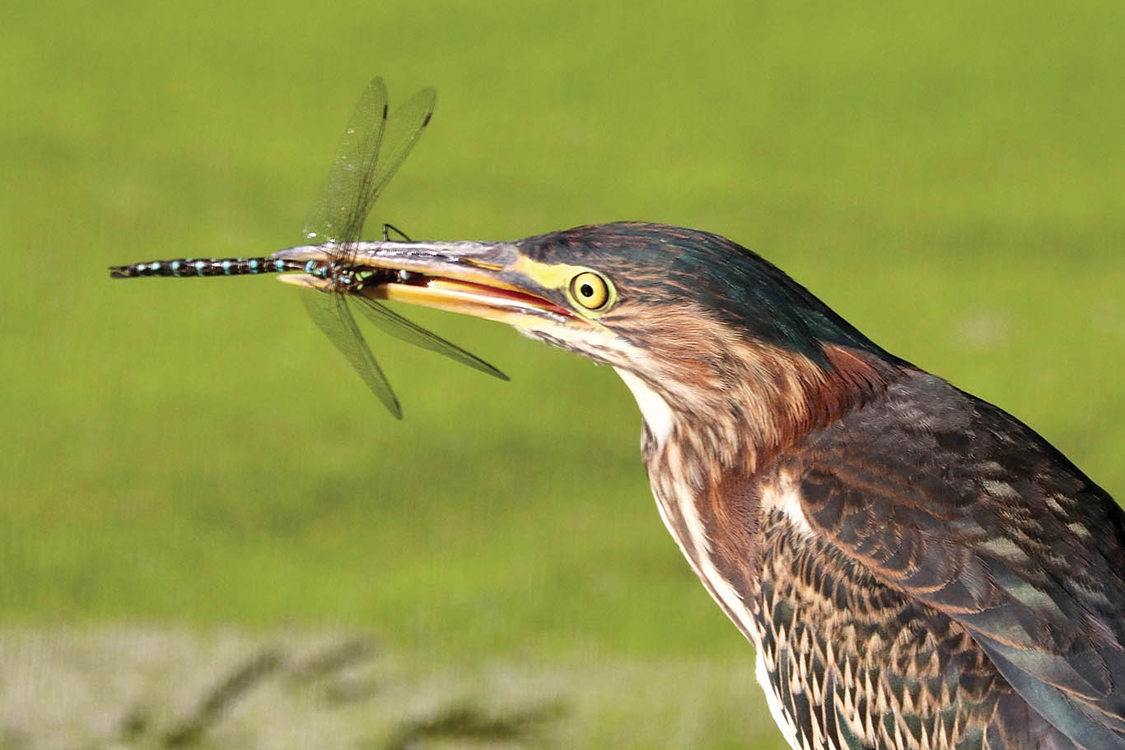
[615,343,903,635]
[621,343,902,474]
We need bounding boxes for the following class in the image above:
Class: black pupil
[580,282,594,298]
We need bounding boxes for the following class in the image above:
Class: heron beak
[272,240,577,329]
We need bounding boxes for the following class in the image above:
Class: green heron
[281,223,1124,750]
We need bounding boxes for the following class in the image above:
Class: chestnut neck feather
[622,304,904,480]
[632,336,905,611]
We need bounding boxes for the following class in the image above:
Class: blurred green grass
[2,1,1123,746]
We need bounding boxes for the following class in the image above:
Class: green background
[3,2,1123,747]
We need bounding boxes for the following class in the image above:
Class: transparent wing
[357,85,436,230]
[303,78,389,245]
[349,295,508,381]
[301,290,402,418]
[302,78,436,246]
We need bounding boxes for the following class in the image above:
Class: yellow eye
[569,271,612,311]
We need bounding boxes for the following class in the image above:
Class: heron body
[278,223,1125,749]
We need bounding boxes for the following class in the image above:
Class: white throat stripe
[614,368,675,446]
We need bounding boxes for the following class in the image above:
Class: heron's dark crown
[519,222,899,368]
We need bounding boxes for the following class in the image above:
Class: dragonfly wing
[351,294,508,381]
[303,78,390,245]
[302,79,435,247]
[359,85,437,221]
[301,290,403,418]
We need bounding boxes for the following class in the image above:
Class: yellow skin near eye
[570,272,610,311]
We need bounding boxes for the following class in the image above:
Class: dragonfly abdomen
[109,257,309,279]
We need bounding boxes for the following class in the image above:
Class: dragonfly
[110,78,506,417]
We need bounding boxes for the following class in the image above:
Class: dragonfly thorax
[306,258,395,294]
